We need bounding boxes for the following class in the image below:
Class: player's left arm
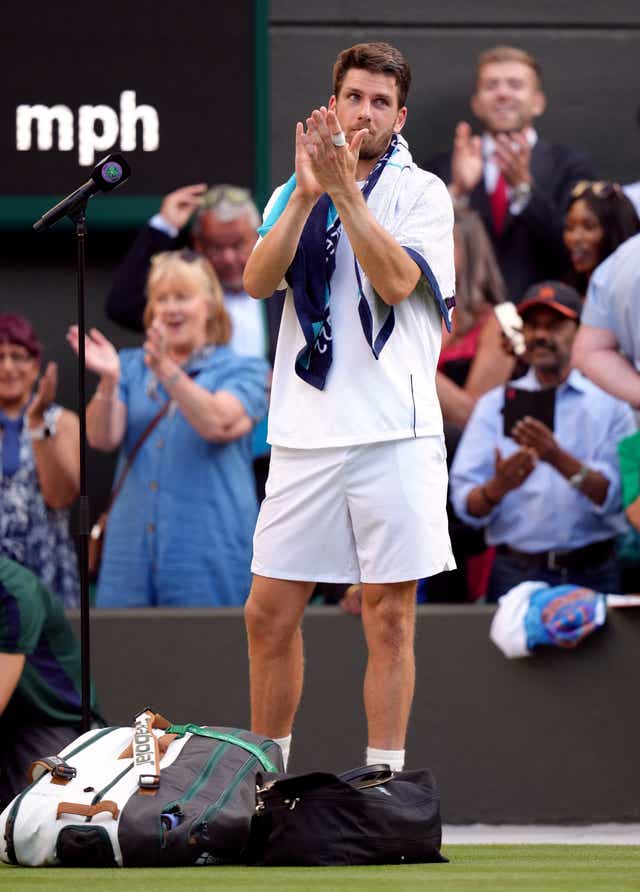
[302,107,420,306]
[331,186,421,305]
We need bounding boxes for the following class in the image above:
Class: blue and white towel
[259,134,455,390]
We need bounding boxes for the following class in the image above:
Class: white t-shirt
[262,173,455,449]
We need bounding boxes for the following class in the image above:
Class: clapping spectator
[450,282,635,601]
[0,314,80,607]
[68,250,270,607]
[428,45,595,301]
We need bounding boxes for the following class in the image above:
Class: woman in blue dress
[67,250,269,607]
[0,314,80,607]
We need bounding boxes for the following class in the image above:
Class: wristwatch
[569,464,589,490]
[28,419,56,440]
[512,181,532,202]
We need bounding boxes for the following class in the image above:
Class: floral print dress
[0,404,79,607]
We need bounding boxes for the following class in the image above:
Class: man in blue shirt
[450,281,636,601]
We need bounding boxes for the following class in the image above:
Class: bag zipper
[191,740,278,837]
[160,729,244,815]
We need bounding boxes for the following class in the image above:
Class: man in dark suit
[106,183,283,365]
[428,46,595,302]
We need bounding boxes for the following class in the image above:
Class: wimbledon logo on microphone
[102,161,123,184]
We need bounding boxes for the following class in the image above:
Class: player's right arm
[243,123,323,299]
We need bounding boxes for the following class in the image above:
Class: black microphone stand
[68,202,93,733]
[34,154,130,733]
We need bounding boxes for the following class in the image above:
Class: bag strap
[105,401,171,513]
[132,709,162,795]
[57,800,119,820]
[167,724,278,772]
[28,755,77,785]
[338,764,394,788]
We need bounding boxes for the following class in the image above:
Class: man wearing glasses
[106,184,283,364]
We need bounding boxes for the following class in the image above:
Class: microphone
[33,153,131,231]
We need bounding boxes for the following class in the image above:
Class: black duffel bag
[248,764,448,866]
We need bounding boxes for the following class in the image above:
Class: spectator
[106,183,283,364]
[572,232,640,406]
[428,45,595,302]
[450,282,635,601]
[0,313,80,608]
[563,180,639,296]
[0,556,103,811]
[68,250,269,607]
[437,208,515,427]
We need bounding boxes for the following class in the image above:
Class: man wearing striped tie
[428,46,595,302]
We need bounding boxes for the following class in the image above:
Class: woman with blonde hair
[437,209,516,427]
[68,249,269,607]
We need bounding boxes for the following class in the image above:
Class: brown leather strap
[57,800,119,820]
[28,756,76,785]
[105,402,171,513]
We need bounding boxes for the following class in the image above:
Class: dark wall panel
[271,1,640,25]
[71,606,640,824]
[269,26,640,195]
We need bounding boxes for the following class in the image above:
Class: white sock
[366,746,405,772]
[273,734,292,771]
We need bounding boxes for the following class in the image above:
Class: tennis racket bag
[0,709,282,867]
[248,763,447,866]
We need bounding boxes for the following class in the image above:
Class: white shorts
[252,436,455,584]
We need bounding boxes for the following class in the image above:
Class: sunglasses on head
[571,180,621,200]
[200,185,251,211]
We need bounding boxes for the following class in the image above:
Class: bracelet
[163,370,182,389]
[481,485,499,507]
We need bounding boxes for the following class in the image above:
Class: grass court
[1,845,639,891]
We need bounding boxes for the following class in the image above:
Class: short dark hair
[333,42,411,108]
[476,46,543,90]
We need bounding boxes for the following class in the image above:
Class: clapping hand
[450,122,483,197]
[297,106,368,197]
[494,132,532,188]
[143,319,171,376]
[26,361,58,424]
[512,416,559,463]
[67,326,120,382]
[494,446,538,493]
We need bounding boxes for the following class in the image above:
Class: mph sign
[1,1,257,220]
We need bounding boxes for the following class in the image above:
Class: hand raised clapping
[67,326,120,382]
[493,445,538,493]
[512,416,559,463]
[296,107,368,197]
[26,361,58,423]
